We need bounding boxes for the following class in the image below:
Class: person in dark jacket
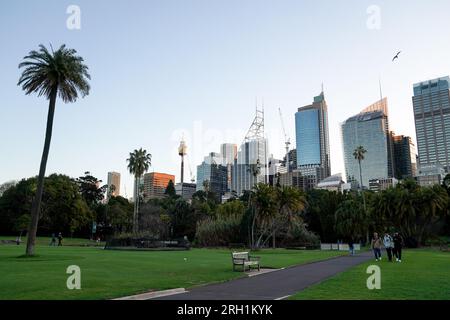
[393,232,403,262]
[348,237,355,256]
[57,232,63,246]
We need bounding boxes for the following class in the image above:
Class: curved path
[155,251,373,300]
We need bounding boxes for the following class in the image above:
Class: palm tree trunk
[26,87,57,256]
[136,176,140,232]
[272,218,276,249]
[358,160,369,244]
[133,177,138,234]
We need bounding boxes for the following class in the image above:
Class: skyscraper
[230,108,269,195]
[392,134,417,179]
[196,152,228,201]
[220,143,237,191]
[341,98,394,188]
[107,172,121,197]
[295,91,331,189]
[231,138,268,195]
[413,76,450,172]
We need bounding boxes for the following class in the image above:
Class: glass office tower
[341,98,394,188]
[196,152,228,201]
[413,76,450,172]
[231,138,268,195]
[295,91,331,189]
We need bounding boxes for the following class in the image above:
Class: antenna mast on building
[279,107,291,172]
[240,106,266,183]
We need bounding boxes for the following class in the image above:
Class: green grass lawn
[290,249,450,300]
[0,241,344,300]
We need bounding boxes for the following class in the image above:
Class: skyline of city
[3,1,450,196]
[2,74,449,197]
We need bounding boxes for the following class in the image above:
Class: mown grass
[290,249,450,300]
[0,241,344,300]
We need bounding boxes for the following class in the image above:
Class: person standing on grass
[383,233,394,262]
[57,232,63,246]
[371,232,382,261]
[393,232,403,262]
[49,233,56,246]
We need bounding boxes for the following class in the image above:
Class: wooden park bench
[231,252,260,272]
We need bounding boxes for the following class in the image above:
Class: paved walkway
[155,251,373,300]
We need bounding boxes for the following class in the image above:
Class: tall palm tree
[353,146,367,191]
[18,44,90,256]
[353,146,368,242]
[272,186,306,248]
[127,148,152,233]
[250,183,277,248]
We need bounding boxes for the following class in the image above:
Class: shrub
[195,214,243,247]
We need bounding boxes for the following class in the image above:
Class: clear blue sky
[2,0,450,197]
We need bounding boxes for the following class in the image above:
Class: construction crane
[278,108,291,172]
[185,154,196,183]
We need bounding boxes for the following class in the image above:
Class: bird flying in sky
[392,51,401,62]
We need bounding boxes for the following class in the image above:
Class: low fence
[320,243,361,251]
[105,237,191,250]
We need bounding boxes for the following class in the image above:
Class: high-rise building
[392,134,417,179]
[107,172,121,197]
[282,149,297,173]
[341,98,394,188]
[220,143,237,166]
[196,152,228,201]
[220,143,237,191]
[413,76,450,172]
[143,172,175,201]
[295,91,331,189]
[231,138,269,195]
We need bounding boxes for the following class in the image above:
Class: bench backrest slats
[232,252,249,263]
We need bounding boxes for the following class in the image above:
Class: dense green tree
[302,189,348,242]
[164,180,177,198]
[216,200,246,218]
[76,172,107,208]
[18,44,90,255]
[39,174,93,236]
[0,178,36,235]
[0,175,93,237]
[370,181,449,247]
[335,198,367,242]
[106,196,133,234]
[0,181,17,197]
[271,186,306,248]
[14,215,31,239]
[171,198,196,240]
[250,183,278,248]
[127,148,152,233]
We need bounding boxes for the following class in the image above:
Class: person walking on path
[57,232,63,246]
[49,233,56,246]
[371,232,382,261]
[393,232,403,262]
[348,237,355,256]
[383,233,394,262]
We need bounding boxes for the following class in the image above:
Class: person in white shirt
[383,233,394,262]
